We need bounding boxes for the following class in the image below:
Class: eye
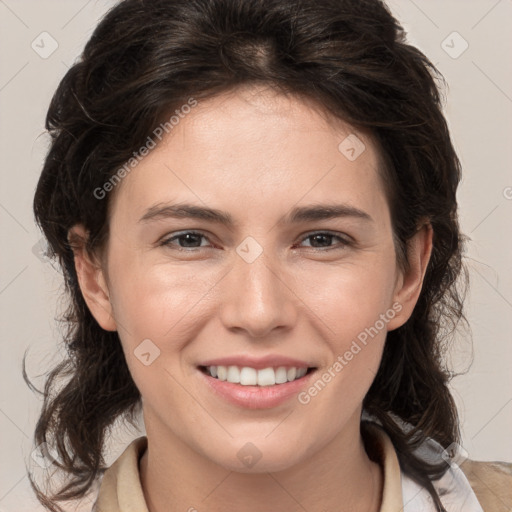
[159,230,352,252]
[296,231,351,250]
[160,231,212,250]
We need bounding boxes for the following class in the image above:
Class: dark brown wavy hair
[26,0,468,510]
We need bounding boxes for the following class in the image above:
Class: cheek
[107,255,228,393]
[109,238,397,379]
[108,264,209,402]
[110,241,398,355]
[298,255,398,341]
[295,266,395,431]
[294,254,397,398]
[110,254,220,336]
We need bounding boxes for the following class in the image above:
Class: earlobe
[68,224,117,332]
[386,223,433,331]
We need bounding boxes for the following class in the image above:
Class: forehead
[108,85,387,226]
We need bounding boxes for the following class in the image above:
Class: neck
[140,414,383,512]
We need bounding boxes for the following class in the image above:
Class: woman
[27,0,512,511]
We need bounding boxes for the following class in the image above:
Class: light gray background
[1,0,511,510]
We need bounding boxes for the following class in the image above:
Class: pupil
[311,234,331,247]
[181,234,201,247]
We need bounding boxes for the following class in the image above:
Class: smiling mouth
[198,365,316,386]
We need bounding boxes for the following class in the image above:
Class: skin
[70,84,433,512]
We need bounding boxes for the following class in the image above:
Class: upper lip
[198,355,316,370]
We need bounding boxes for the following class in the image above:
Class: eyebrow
[138,202,373,226]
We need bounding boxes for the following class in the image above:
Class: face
[74,84,429,473]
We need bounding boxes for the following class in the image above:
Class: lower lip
[198,368,316,409]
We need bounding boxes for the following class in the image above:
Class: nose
[219,248,298,340]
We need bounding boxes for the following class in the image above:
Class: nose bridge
[220,242,296,338]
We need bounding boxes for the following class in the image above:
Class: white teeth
[217,365,227,381]
[296,367,307,378]
[205,365,310,385]
[275,366,288,384]
[240,367,257,385]
[257,368,275,386]
[227,365,240,383]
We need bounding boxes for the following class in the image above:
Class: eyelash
[159,230,352,252]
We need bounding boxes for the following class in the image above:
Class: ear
[67,224,117,331]
[386,223,433,331]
